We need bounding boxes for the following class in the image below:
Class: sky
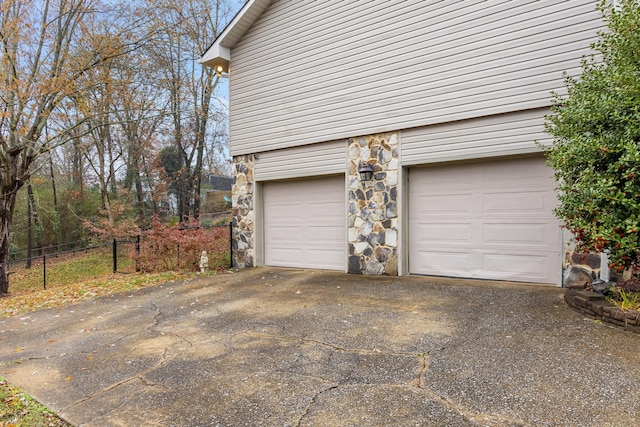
[210,0,246,104]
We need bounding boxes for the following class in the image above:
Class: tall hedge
[543,0,640,274]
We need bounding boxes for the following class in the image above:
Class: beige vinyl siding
[401,109,551,165]
[229,0,601,156]
[219,0,272,49]
[253,140,346,181]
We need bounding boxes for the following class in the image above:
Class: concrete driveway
[0,267,639,426]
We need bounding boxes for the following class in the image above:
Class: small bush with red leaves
[137,217,230,273]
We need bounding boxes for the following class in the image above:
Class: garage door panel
[308,225,344,242]
[419,194,473,213]
[307,249,345,268]
[483,157,551,186]
[483,223,547,246]
[267,204,302,220]
[266,226,303,240]
[483,253,548,278]
[264,176,345,271]
[427,167,473,186]
[268,249,305,267]
[483,192,549,214]
[409,157,561,284]
[307,202,345,221]
[414,251,472,271]
[417,223,472,242]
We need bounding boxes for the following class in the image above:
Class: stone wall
[347,133,399,275]
[231,155,254,268]
[563,251,601,288]
[563,248,630,287]
[561,226,631,287]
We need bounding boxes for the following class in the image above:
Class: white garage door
[263,175,345,270]
[409,157,561,284]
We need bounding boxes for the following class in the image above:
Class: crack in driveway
[238,330,533,427]
[66,343,176,411]
[292,383,340,427]
[237,330,415,358]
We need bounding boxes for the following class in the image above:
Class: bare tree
[148,0,232,220]
[113,55,167,224]
[0,0,150,294]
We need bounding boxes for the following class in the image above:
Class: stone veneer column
[347,133,399,275]
[231,155,254,268]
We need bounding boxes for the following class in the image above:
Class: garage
[408,156,561,284]
[263,175,346,270]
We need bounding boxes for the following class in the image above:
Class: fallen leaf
[65,376,73,381]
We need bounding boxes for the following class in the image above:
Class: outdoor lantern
[358,163,374,181]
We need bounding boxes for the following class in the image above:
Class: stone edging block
[564,289,640,334]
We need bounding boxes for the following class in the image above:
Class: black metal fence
[7,223,232,293]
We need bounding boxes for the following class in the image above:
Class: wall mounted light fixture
[215,64,229,78]
[358,163,374,182]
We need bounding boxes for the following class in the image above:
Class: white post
[600,250,610,282]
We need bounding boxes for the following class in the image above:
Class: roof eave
[199,0,273,70]
[200,44,231,69]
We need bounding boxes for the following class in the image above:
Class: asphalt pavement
[0,267,639,426]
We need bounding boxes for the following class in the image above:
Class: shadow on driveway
[1,267,639,426]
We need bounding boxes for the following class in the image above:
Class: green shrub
[542,0,640,275]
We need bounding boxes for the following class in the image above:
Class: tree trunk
[27,182,42,254]
[0,191,17,295]
[192,76,212,219]
[0,240,9,295]
[135,169,145,224]
[49,155,61,244]
[125,138,146,224]
[50,156,58,211]
[191,135,204,219]
[100,179,113,227]
[73,141,84,204]
[27,194,32,269]
[177,169,191,222]
[142,153,158,214]
[107,128,118,195]
[192,170,201,219]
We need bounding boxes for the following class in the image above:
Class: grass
[1,250,225,425]
[604,280,640,312]
[0,378,71,427]
[613,288,640,311]
[8,247,133,293]
[1,269,189,318]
